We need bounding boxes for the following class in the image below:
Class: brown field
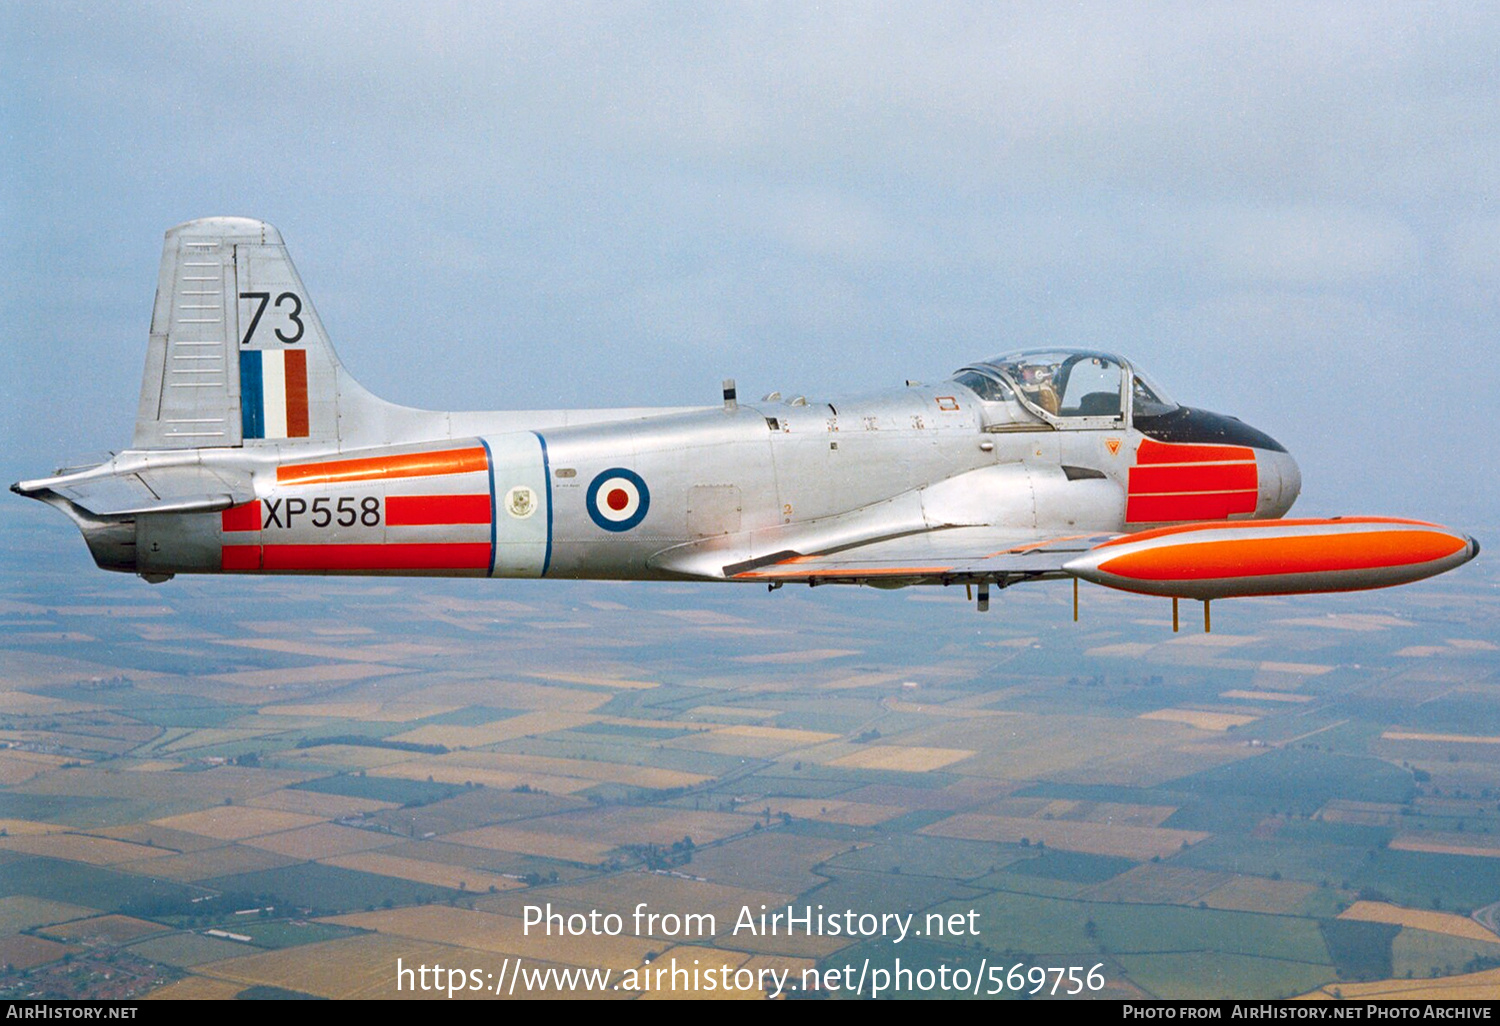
[273,744,421,771]
[922,813,1209,860]
[829,745,974,773]
[686,706,780,721]
[115,845,299,882]
[1138,709,1259,731]
[0,692,97,716]
[665,724,840,759]
[319,851,525,893]
[1383,731,1500,745]
[155,728,281,755]
[0,750,74,785]
[754,798,906,827]
[1448,638,1499,651]
[41,914,166,944]
[0,897,99,936]
[205,663,408,689]
[520,807,754,848]
[1076,864,1229,905]
[889,713,1200,784]
[150,806,326,841]
[731,649,860,664]
[440,826,617,863]
[368,760,595,794]
[396,751,712,790]
[635,946,761,1000]
[195,933,476,999]
[216,637,449,663]
[324,905,659,969]
[0,649,169,687]
[245,822,403,859]
[1086,642,1156,658]
[390,710,600,749]
[0,818,65,836]
[1199,875,1317,915]
[257,700,463,721]
[145,976,250,1000]
[485,872,793,935]
[94,824,224,852]
[0,832,172,866]
[418,680,615,713]
[689,832,866,897]
[1220,690,1314,703]
[980,798,1178,828]
[525,671,660,690]
[1301,966,1500,1000]
[1317,801,1403,827]
[1339,901,1500,942]
[1257,661,1334,675]
[0,935,78,970]
[1390,835,1500,858]
[654,609,752,626]
[247,788,396,818]
[123,760,187,772]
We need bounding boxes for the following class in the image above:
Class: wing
[727,527,1118,587]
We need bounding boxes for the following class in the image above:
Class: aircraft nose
[1258,447,1301,518]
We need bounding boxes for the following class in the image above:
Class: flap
[729,527,1118,585]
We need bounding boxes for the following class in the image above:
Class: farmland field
[4,509,1500,1001]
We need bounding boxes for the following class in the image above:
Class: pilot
[1020,365,1060,415]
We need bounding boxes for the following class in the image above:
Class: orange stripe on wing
[277,447,488,486]
[1093,516,1439,549]
[1098,530,1468,582]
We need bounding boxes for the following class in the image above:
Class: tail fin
[134,217,389,450]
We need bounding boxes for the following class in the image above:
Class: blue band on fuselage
[532,431,553,577]
[479,437,498,578]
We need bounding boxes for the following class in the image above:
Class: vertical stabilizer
[133,217,387,450]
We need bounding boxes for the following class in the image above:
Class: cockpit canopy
[953,349,1177,427]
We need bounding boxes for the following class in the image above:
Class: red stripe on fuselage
[259,543,491,571]
[1128,462,1258,495]
[385,495,491,526]
[1135,438,1256,465]
[221,501,261,533]
[222,545,262,571]
[1126,491,1257,524]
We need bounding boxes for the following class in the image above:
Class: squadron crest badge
[506,486,537,520]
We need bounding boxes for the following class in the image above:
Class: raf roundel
[586,468,650,532]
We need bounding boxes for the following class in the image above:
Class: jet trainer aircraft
[13,218,1479,630]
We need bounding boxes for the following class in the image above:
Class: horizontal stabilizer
[14,461,254,517]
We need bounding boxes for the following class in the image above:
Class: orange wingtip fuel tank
[1064,518,1480,600]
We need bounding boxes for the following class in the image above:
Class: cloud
[3,2,1498,524]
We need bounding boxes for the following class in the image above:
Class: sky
[3,2,1497,530]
